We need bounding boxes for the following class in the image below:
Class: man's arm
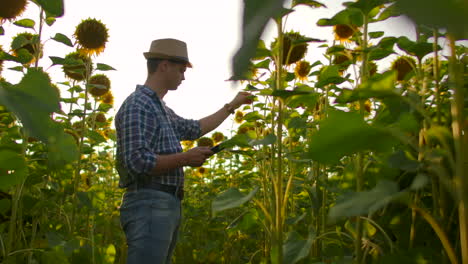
[149,147,213,175]
[199,92,252,136]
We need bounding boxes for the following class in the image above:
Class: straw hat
[143,38,192,67]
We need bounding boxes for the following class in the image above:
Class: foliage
[1,0,467,263]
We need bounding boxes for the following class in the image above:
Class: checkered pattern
[115,85,201,188]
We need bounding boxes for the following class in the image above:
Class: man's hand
[183,147,213,167]
[230,92,254,109]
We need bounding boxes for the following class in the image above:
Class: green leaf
[347,0,391,16]
[49,56,66,66]
[52,33,73,47]
[376,3,402,22]
[328,180,400,220]
[0,149,28,190]
[335,71,398,103]
[283,229,316,264]
[250,133,277,146]
[388,150,420,172]
[35,0,64,17]
[88,130,107,144]
[11,34,31,50]
[306,110,396,164]
[96,63,116,71]
[292,0,326,8]
[232,0,287,80]
[13,19,36,29]
[8,66,24,72]
[317,8,364,27]
[212,186,259,214]
[368,31,385,39]
[0,26,4,35]
[316,65,346,87]
[45,17,56,26]
[397,36,440,60]
[395,0,468,40]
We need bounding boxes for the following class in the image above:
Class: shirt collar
[136,84,167,107]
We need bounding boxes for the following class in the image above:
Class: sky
[0,0,419,133]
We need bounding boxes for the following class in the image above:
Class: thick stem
[448,35,468,264]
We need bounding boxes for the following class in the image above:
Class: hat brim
[143,52,192,68]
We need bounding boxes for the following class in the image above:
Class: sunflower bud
[63,52,93,81]
[88,74,111,97]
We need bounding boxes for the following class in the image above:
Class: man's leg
[120,190,181,264]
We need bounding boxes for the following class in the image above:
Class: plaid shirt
[115,85,201,188]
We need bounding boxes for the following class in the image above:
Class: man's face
[165,61,187,90]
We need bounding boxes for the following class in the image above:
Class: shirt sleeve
[166,108,201,140]
[117,101,157,176]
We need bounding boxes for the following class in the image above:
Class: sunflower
[197,167,206,175]
[62,51,93,81]
[272,31,308,65]
[391,56,415,81]
[0,0,27,21]
[197,137,214,147]
[100,91,114,105]
[10,32,40,64]
[334,24,356,43]
[88,74,111,97]
[74,18,109,56]
[234,110,244,123]
[211,132,225,143]
[95,112,106,123]
[181,140,194,150]
[294,60,311,82]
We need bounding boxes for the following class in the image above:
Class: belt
[126,182,184,200]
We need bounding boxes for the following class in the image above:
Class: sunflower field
[0,0,467,264]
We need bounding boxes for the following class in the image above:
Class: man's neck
[144,79,167,99]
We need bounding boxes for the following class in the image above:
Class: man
[115,38,252,264]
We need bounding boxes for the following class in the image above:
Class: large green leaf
[0,69,59,141]
[250,133,277,146]
[306,110,396,164]
[335,71,398,103]
[395,0,468,40]
[328,180,401,220]
[316,65,346,87]
[0,149,28,190]
[283,229,316,264]
[397,36,441,60]
[346,0,391,16]
[317,8,364,27]
[232,0,287,79]
[52,33,73,47]
[34,0,64,17]
[212,186,259,214]
[292,0,326,8]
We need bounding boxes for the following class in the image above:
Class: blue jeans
[120,189,182,264]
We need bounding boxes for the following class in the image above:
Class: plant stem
[447,34,468,264]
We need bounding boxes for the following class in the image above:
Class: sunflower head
[0,0,27,21]
[272,31,308,65]
[197,137,214,148]
[391,56,415,81]
[74,18,109,56]
[211,132,225,143]
[100,91,114,105]
[95,112,106,123]
[88,74,111,97]
[294,60,311,81]
[234,110,244,123]
[181,140,194,150]
[62,51,93,81]
[334,24,356,42]
[11,32,41,64]
[197,167,206,175]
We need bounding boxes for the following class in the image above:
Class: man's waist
[126,181,184,200]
